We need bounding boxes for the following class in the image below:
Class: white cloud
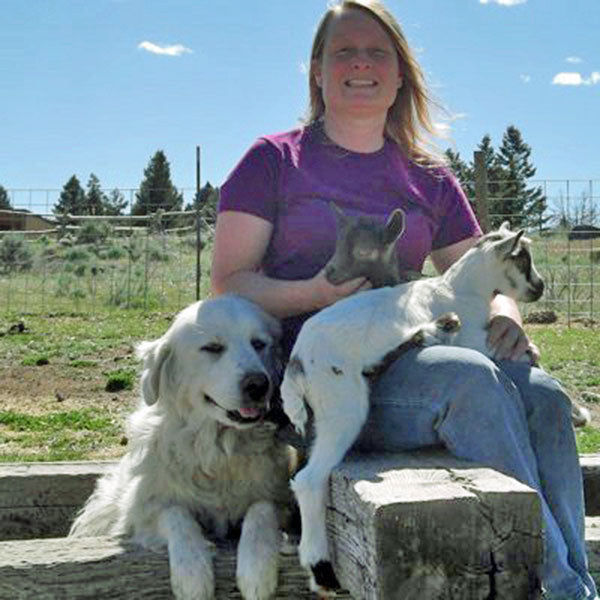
[552,71,600,86]
[138,41,192,57]
[479,0,527,5]
[566,56,583,64]
[520,74,531,83]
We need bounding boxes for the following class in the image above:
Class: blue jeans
[356,345,597,600]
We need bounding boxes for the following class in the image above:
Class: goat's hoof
[309,560,341,597]
[435,312,461,334]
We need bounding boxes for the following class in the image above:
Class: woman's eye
[251,339,267,352]
[200,343,225,355]
[335,47,352,57]
[370,48,388,59]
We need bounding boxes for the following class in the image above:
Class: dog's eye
[251,339,267,352]
[200,343,225,355]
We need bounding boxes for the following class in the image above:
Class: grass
[0,306,598,462]
[0,407,125,462]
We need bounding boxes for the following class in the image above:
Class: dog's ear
[254,311,284,382]
[137,338,175,406]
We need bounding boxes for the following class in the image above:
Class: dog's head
[136,295,282,429]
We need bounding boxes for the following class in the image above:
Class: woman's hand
[486,315,540,363]
[310,268,372,310]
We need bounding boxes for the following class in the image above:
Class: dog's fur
[69,295,296,600]
[281,222,546,595]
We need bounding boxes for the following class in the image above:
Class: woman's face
[314,9,402,121]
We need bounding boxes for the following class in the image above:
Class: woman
[211,1,596,598]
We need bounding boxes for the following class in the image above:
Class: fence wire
[1,182,599,325]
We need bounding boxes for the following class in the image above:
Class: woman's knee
[498,362,572,427]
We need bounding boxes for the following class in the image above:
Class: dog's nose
[241,372,271,404]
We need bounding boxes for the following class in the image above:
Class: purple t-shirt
[219,123,481,353]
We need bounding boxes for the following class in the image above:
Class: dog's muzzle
[241,372,271,404]
[222,372,272,426]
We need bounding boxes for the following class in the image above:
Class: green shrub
[105,368,135,392]
[0,234,33,273]
[76,220,113,245]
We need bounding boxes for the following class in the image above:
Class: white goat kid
[280,222,545,595]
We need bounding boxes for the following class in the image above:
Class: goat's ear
[383,208,406,245]
[509,230,525,256]
[499,221,512,233]
[497,230,524,258]
[329,201,349,228]
[137,338,175,406]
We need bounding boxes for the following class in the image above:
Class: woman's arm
[430,236,538,362]
[210,211,368,319]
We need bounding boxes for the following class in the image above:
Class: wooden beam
[0,535,340,599]
[327,450,543,599]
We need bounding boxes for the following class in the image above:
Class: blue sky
[1,0,599,211]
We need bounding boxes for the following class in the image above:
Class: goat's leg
[292,371,370,596]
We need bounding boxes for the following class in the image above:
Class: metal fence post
[196,146,202,301]
[473,151,491,233]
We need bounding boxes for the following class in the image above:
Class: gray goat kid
[324,205,589,429]
[324,203,420,288]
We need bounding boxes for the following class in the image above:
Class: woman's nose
[351,51,372,69]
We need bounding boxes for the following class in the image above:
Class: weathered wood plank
[0,535,346,599]
[328,450,543,600]
[8,452,599,598]
[581,455,600,517]
[586,516,600,576]
[0,461,114,539]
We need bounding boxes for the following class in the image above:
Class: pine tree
[53,175,86,215]
[444,150,472,192]
[104,189,127,216]
[475,134,511,228]
[0,185,11,210]
[85,173,106,215]
[187,182,220,226]
[497,125,547,229]
[131,151,183,216]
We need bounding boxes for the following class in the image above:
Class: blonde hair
[306,0,446,167]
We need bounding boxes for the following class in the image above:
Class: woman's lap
[355,344,596,600]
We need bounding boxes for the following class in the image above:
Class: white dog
[69,295,296,600]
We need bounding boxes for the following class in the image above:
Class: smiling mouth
[204,394,265,425]
[345,79,377,88]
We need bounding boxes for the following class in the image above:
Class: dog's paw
[170,574,214,600]
[308,560,341,597]
[236,557,278,600]
[170,555,215,600]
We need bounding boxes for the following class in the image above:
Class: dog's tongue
[239,407,261,419]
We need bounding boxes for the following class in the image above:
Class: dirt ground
[2,344,600,427]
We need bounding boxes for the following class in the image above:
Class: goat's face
[324,204,405,285]
[479,222,544,302]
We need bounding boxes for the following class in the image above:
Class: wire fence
[1,181,599,324]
